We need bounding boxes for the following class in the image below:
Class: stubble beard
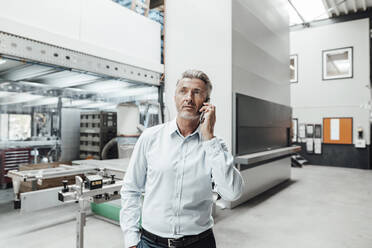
[178,110,199,120]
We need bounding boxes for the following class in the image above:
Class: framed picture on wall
[322,47,353,80]
[306,124,314,138]
[292,118,298,143]
[299,123,306,141]
[290,55,298,83]
[314,124,322,139]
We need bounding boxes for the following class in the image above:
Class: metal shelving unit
[79,111,117,160]
[0,147,32,188]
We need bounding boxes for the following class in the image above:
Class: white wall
[290,18,370,144]
[164,0,289,151]
[0,0,162,73]
[164,0,232,149]
[232,0,290,106]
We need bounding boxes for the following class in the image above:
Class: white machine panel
[20,186,70,213]
[0,0,162,74]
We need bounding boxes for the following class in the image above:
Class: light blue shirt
[120,119,243,248]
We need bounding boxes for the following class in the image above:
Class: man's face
[175,78,208,120]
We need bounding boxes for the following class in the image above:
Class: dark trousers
[138,231,217,248]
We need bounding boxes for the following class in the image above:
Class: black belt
[141,228,213,248]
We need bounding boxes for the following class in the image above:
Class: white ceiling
[288,0,372,26]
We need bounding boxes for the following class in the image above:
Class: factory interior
[1,0,372,247]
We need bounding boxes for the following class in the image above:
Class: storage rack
[0,148,32,188]
[79,111,117,160]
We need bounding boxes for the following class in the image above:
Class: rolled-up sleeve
[120,133,147,248]
[202,137,244,201]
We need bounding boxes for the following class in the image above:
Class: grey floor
[1,165,372,248]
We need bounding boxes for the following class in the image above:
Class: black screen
[236,93,292,155]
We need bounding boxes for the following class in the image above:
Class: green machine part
[91,200,121,222]
[90,198,143,225]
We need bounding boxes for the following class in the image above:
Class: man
[120,69,243,248]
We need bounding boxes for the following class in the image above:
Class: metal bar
[351,0,357,12]
[144,0,151,16]
[322,0,333,17]
[58,96,62,143]
[0,32,161,86]
[76,209,86,248]
[7,166,98,181]
[330,0,340,16]
[362,0,367,11]
[17,68,63,81]
[288,0,306,24]
[68,78,112,88]
[0,63,31,75]
[342,1,349,14]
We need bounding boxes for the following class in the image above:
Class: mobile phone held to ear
[199,111,205,123]
[199,97,210,123]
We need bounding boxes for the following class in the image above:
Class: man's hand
[199,102,216,141]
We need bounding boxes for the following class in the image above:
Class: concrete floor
[1,165,372,248]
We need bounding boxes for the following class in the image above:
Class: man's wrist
[203,133,215,140]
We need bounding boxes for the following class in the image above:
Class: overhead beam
[330,0,341,16]
[68,78,113,88]
[0,64,62,82]
[0,64,31,76]
[342,1,349,15]
[351,0,357,12]
[0,93,44,105]
[0,80,97,101]
[362,0,367,11]
[288,0,307,24]
[322,0,333,17]
[20,69,64,81]
[23,97,66,107]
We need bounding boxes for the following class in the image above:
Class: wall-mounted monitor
[236,93,292,155]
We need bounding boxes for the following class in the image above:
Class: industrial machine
[7,158,128,248]
[6,159,128,210]
[0,1,162,247]
[58,168,125,248]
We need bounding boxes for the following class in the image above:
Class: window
[0,114,31,141]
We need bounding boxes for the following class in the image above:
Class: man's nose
[184,91,193,101]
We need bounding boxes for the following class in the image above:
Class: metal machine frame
[8,161,127,248]
[0,31,160,86]
[58,168,125,248]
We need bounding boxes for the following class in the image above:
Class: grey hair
[177,69,212,101]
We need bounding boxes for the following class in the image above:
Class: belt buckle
[168,238,176,248]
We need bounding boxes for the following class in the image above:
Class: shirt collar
[169,118,201,140]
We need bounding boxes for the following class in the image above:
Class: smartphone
[199,97,210,123]
[199,111,205,123]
